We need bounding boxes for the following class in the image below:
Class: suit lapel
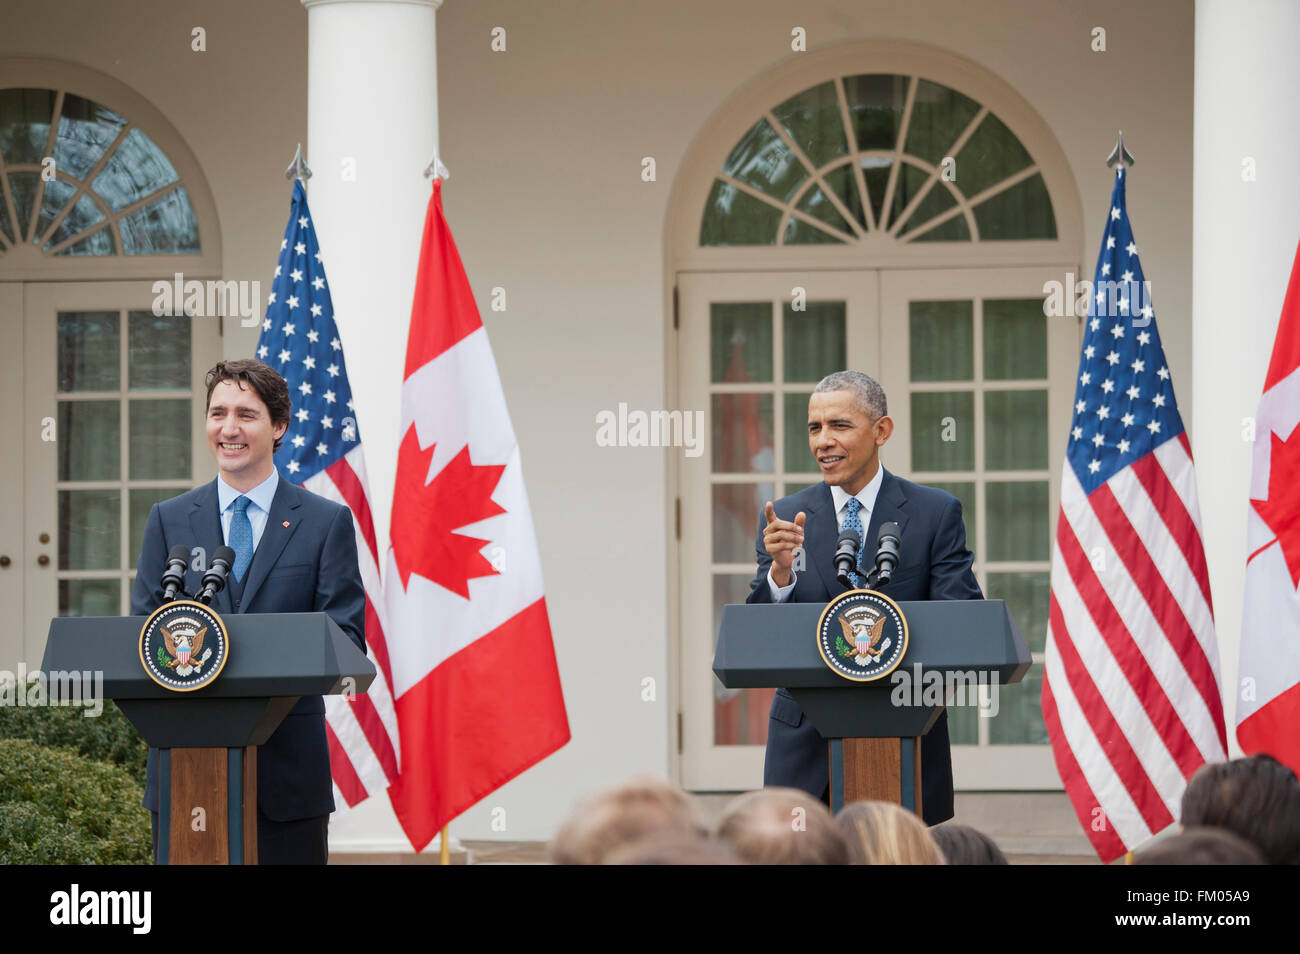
[189,480,233,615]
[802,482,839,597]
[239,479,304,612]
[863,469,910,570]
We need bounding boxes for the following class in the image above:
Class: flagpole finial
[1106,131,1135,170]
[285,144,313,182]
[423,151,450,182]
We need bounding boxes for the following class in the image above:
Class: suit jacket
[131,477,366,822]
[745,469,982,825]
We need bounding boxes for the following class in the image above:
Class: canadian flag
[1238,238,1300,777]
[385,179,570,850]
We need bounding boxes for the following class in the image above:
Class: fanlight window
[700,75,1057,246]
[0,88,200,257]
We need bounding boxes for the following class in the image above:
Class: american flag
[1042,166,1227,862]
[256,179,401,809]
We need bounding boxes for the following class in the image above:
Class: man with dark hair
[133,358,365,864]
[1179,754,1300,864]
[1134,827,1266,865]
[749,371,981,825]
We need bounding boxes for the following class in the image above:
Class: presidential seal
[816,589,908,682]
[139,600,230,692]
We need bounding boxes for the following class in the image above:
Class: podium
[41,612,375,865]
[713,599,1030,814]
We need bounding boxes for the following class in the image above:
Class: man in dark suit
[132,358,365,864]
[746,370,981,826]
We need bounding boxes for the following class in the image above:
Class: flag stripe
[328,455,379,562]
[1054,516,1204,780]
[1129,451,1214,610]
[1040,676,1129,862]
[1088,482,1226,736]
[1049,551,1179,829]
[325,721,368,808]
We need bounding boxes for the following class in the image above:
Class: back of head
[1134,827,1266,865]
[929,823,1008,865]
[716,788,849,865]
[604,833,743,865]
[550,774,703,865]
[836,800,946,865]
[1180,754,1300,864]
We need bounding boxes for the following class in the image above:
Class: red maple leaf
[1252,428,1300,588]
[390,424,506,598]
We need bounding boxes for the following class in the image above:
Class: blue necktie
[842,497,867,588]
[229,495,254,582]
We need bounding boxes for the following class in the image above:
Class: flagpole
[439,825,450,865]
[1106,130,1135,169]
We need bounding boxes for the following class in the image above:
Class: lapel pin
[282,521,291,528]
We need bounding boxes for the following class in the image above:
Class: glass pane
[793,184,851,234]
[822,163,866,229]
[973,173,1057,240]
[783,216,844,245]
[52,93,127,180]
[59,489,120,570]
[119,186,200,254]
[91,127,179,212]
[712,571,772,743]
[41,188,105,251]
[0,88,56,166]
[129,399,191,479]
[984,390,1048,470]
[9,171,40,239]
[771,81,847,170]
[129,310,191,388]
[844,73,908,151]
[720,118,809,203]
[712,394,773,474]
[884,163,932,232]
[130,488,183,568]
[947,688,978,745]
[861,158,891,228]
[954,113,1033,199]
[984,298,1047,379]
[783,300,845,382]
[928,480,976,548]
[898,178,958,237]
[710,302,772,383]
[904,80,981,167]
[0,200,10,244]
[58,311,120,391]
[54,225,114,256]
[35,177,89,242]
[699,180,782,247]
[58,579,120,618]
[712,482,774,564]
[911,391,974,472]
[986,480,1050,561]
[989,663,1048,745]
[986,571,1049,654]
[783,392,813,472]
[57,400,119,481]
[909,300,973,382]
[909,214,971,242]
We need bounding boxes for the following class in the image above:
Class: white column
[1193,0,1300,753]
[302,0,441,556]
[302,0,441,853]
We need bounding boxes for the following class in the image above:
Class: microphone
[196,546,237,605]
[834,528,862,588]
[160,544,191,603]
[872,522,902,586]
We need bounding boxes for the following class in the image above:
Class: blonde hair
[836,801,946,865]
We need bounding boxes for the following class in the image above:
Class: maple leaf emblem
[391,423,506,598]
[1252,428,1300,588]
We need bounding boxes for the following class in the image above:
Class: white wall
[3,0,1199,846]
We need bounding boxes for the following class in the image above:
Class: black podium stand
[41,612,375,865]
[713,599,1030,814]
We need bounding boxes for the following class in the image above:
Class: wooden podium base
[158,747,258,865]
[828,737,922,817]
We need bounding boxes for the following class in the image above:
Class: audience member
[550,774,705,865]
[930,822,1008,865]
[605,833,743,865]
[835,800,946,865]
[1134,827,1266,865]
[1179,754,1300,864]
[715,787,849,864]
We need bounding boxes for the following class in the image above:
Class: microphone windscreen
[167,544,191,563]
[212,545,236,566]
[878,521,901,542]
[837,527,861,548]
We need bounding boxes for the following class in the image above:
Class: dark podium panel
[713,599,1030,814]
[42,612,375,865]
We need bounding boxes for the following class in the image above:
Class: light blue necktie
[841,497,868,588]
[229,495,254,582]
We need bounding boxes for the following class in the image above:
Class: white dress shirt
[217,467,280,554]
[767,465,884,601]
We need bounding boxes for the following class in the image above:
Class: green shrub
[0,695,147,774]
[0,739,150,864]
